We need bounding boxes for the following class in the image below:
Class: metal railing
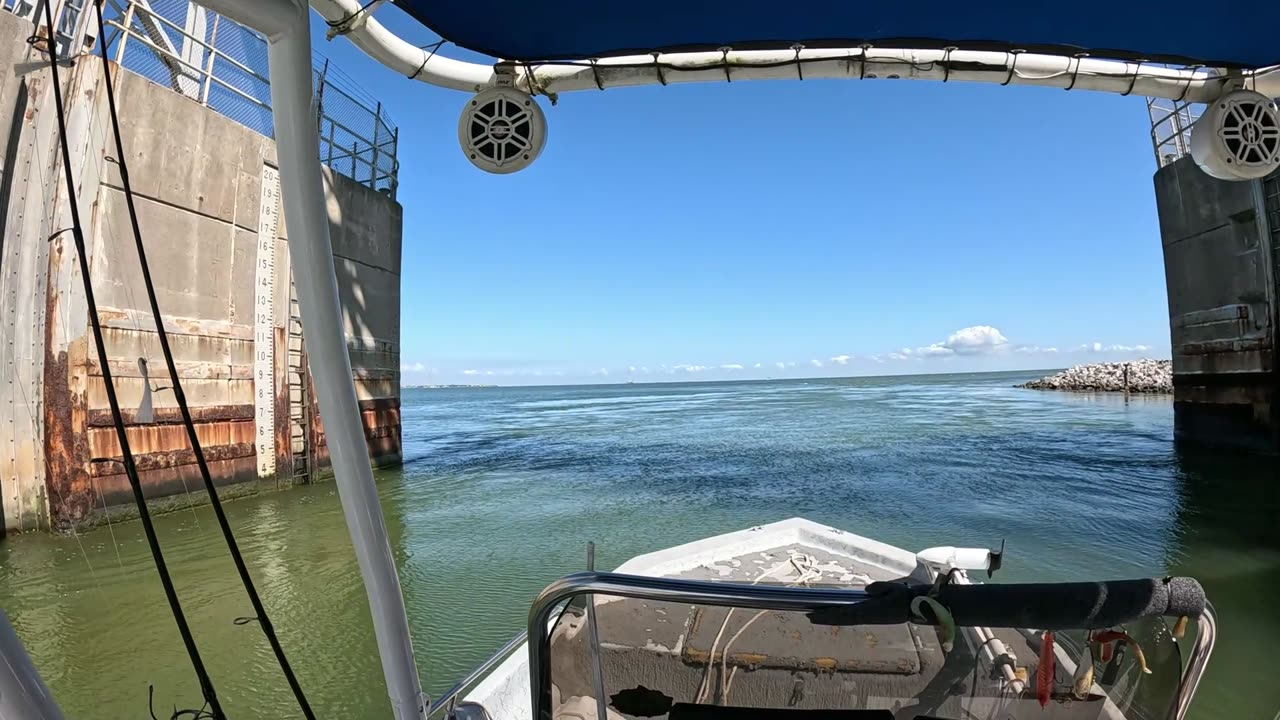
[1147,84,1203,169]
[527,572,1217,720]
[98,0,398,196]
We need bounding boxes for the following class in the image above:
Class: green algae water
[1,371,1276,718]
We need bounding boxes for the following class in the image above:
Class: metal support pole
[326,119,335,169]
[390,125,398,198]
[351,140,357,178]
[0,612,66,719]
[263,6,426,718]
[114,0,135,64]
[315,57,328,131]
[199,14,220,106]
[371,100,381,190]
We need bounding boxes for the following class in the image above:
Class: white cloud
[592,368,609,376]
[810,359,823,368]
[753,363,762,369]
[942,326,1009,355]
[774,361,795,370]
[902,325,1010,358]
[1080,342,1150,353]
[674,364,708,373]
[1015,345,1060,354]
[640,366,650,373]
[720,363,744,370]
[628,366,637,373]
[400,361,425,372]
[462,369,479,375]
[917,344,953,357]
[830,355,851,365]
[887,352,909,361]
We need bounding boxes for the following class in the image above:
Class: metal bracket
[325,0,386,39]
[493,63,517,88]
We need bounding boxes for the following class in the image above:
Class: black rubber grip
[808,576,1205,630]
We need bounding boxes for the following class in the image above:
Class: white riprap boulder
[1018,359,1172,393]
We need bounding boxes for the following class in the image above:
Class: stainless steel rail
[525,571,1217,720]
[1172,604,1216,720]
[428,630,528,718]
[526,572,874,720]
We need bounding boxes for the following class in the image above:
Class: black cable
[91,2,315,718]
[34,1,223,716]
[325,0,378,29]
[969,635,1002,704]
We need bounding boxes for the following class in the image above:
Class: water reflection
[1168,446,1280,718]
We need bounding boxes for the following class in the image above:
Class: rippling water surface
[1,372,1276,718]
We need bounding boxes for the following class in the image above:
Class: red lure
[1037,630,1055,708]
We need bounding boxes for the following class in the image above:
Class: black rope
[325,0,378,29]
[91,2,315,718]
[1002,50,1024,86]
[589,59,604,90]
[651,52,666,85]
[150,685,216,720]
[410,39,445,81]
[1065,53,1088,91]
[1122,60,1145,96]
[37,0,223,716]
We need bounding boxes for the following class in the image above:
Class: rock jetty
[1018,360,1172,393]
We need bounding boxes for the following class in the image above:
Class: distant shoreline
[404,368,1064,390]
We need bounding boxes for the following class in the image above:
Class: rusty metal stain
[90,442,254,477]
[43,235,94,530]
[811,657,837,672]
[87,403,254,426]
[273,325,289,482]
[88,419,253,459]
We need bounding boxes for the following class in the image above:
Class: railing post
[370,100,380,191]
[114,0,135,64]
[199,14,220,105]
[350,141,357,179]
[316,57,328,132]
[325,119,334,169]
[389,125,398,198]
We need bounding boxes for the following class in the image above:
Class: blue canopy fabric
[395,2,1280,69]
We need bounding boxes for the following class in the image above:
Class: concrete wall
[0,9,402,532]
[1154,157,1278,451]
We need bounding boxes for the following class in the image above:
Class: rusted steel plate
[87,419,254,458]
[90,442,254,476]
[86,403,255,426]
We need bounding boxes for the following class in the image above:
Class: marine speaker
[1190,89,1280,181]
[458,87,546,174]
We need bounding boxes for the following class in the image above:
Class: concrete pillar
[1154,158,1279,451]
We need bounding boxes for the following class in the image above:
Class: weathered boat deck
[551,542,1119,720]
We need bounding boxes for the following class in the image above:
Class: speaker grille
[459,88,546,174]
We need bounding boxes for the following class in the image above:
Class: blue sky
[310,9,1171,386]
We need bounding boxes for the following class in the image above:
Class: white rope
[695,552,823,705]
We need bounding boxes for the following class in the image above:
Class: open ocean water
[1,370,1276,718]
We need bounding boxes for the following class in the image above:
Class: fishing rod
[89,1,316,716]
[34,1,224,715]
